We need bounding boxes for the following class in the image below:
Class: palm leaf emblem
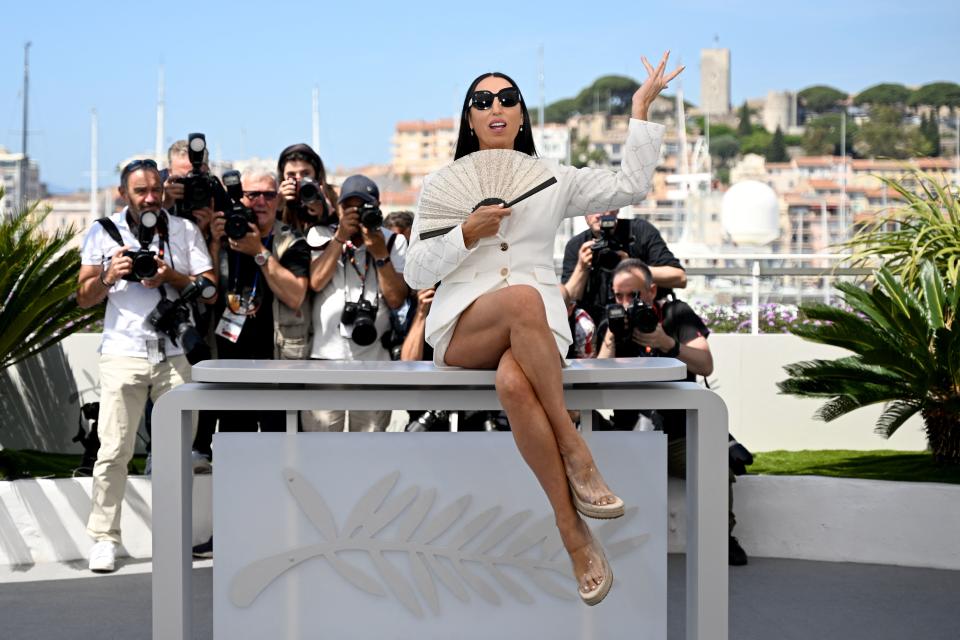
[230,470,649,616]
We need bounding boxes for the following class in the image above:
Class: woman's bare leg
[444,285,614,593]
[446,285,617,508]
[495,348,606,593]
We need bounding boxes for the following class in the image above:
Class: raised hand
[633,51,685,120]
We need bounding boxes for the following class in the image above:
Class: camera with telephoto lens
[298,176,323,205]
[122,209,160,281]
[221,170,257,240]
[358,202,383,230]
[291,177,332,223]
[341,298,379,346]
[172,133,222,220]
[147,275,217,364]
[606,293,659,352]
[591,214,632,272]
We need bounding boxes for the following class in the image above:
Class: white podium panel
[213,432,667,640]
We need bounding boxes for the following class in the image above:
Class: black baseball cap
[338,175,379,204]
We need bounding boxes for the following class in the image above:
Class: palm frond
[814,396,862,422]
[781,357,904,386]
[920,261,948,329]
[874,401,921,438]
[782,254,960,452]
[0,190,102,371]
[839,171,960,290]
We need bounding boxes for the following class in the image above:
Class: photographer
[207,168,311,418]
[162,136,227,238]
[594,259,747,565]
[303,175,408,432]
[561,209,686,325]
[384,210,414,242]
[77,158,215,572]
[277,143,337,235]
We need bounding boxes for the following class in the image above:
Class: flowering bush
[690,302,829,334]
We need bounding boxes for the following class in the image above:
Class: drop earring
[520,125,524,132]
[470,128,475,136]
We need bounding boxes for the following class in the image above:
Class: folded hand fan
[417,149,557,240]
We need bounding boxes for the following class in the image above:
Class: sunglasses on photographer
[243,191,278,201]
[469,88,521,110]
[120,158,158,181]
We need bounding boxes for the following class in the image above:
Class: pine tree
[766,126,789,162]
[737,101,752,136]
[925,113,941,157]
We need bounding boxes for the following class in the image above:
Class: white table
[152,358,728,640]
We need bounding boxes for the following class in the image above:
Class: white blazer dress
[404,118,666,366]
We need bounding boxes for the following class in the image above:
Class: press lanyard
[230,232,272,308]
[342,243,373,305]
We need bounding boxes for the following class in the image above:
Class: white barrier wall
[5,475,957,576]
[707,334,928,452]
[214,432,668,640]
[0,333,928,453]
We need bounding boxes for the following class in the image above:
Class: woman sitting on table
[404,52,682,606]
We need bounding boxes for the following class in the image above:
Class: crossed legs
[444,285,618,598]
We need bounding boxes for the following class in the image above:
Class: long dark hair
[453,72,537,160]
[276,143,338,230]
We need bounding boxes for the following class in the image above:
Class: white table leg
[152,394,193,640]
[686,399,729,640]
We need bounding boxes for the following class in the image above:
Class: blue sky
[1,0,957,192]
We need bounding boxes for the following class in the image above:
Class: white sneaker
[191,450,212,474]
[89,540,117,572]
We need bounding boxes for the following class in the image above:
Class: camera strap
[95,217,125,247]
[97,212,171,258]
[96,214,171,299]
[342,244,376,309]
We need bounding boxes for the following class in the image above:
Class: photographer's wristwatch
[254,248,272,267]
[374,255,391,268]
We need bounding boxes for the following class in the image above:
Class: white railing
[675,253,872,335]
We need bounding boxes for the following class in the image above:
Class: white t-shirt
[307,225,407,361]
[80,209,214,358]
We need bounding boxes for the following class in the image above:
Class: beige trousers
[86,353,194,543]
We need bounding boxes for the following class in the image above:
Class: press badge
[146,338,166,364]
[215,309,246,343]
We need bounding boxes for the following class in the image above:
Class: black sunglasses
[243,190,278,201]
[121,158,158,180]
[469,87,521,110]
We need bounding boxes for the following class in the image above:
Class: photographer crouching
[77,158,216,572]
[595,259,748,565]
[561,209,687,326]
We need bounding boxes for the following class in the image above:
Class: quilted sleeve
[404,200,474,290]
[561,119,665,218]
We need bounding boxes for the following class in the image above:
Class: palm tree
[778,262,960,464]
[0,189,102,370]
[841,175,960,289]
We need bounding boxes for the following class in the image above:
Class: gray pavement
[2,556,958,639]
